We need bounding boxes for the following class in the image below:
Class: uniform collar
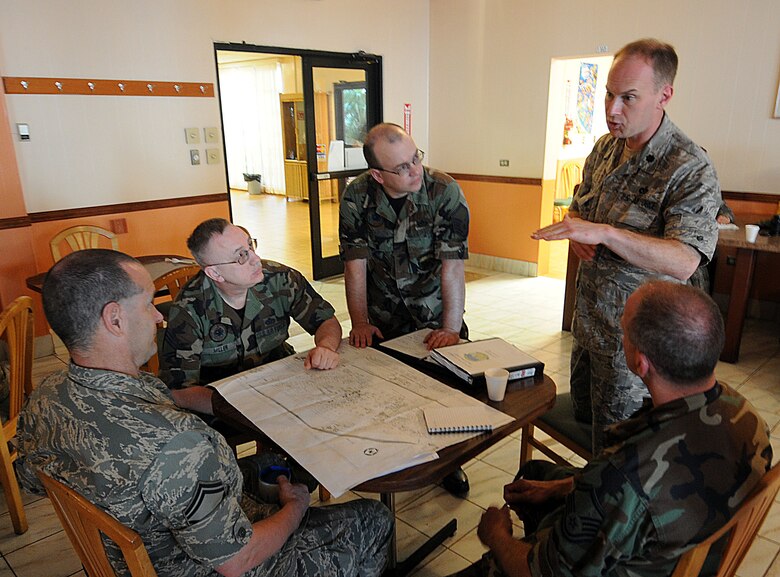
[67,361,175,406]
[603,381,723,448]
[619,112,674,170]
[367,167,432,221]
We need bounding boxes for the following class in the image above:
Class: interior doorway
[214,44,382,280]
[541,54,612,279]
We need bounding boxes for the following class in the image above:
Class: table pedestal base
[381,492,458,577]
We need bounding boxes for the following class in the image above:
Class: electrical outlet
[499,159,509,167]
[185,128,200,144]
[204,127,220,143]
[206,148,221,165]
[596,44,609,53]
[190,149,201,165]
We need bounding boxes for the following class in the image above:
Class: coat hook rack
[2,76,214,97]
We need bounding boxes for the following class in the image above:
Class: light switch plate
[185,128,200,144]
[190,149,201,165]
[206,148,221,164]
[204,127,220,143]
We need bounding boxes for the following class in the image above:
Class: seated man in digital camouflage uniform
[160,218,342,415]
[16,249,393,577]
[454,281,771,577]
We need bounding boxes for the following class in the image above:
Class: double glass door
[302,54,382,279]
[215,43,382,281]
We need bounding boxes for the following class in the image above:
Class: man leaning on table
[160,218,341,414]
[339,122,470,351]
[16,249,393,577]
[339,122,472,497]
[451,281,771,577]
[532,38,722,454]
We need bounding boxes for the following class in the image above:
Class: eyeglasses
[205,237,258,267]
[372,149,424,178]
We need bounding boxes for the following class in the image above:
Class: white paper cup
[745,224,760,243]
[485,368,509,401]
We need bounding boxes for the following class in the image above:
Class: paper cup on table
[745,224,760,243]
[485,368,509,401]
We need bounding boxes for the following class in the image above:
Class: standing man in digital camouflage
[16,249,393,577]
[533,39,722,453]
[160,218,342,415]
[339,122,471,496]
[451,281,772,577]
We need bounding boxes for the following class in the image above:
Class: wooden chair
[671,462,780,577]
[50,225,119,262]
[554,160,583,222]
[519,392,592,468]
[0,296,34,534]
[141,266,201,376]
[37,471,157,577]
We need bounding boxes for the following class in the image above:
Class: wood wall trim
[722,190,780,204]
[2,77,214,97]
[0,215,32,230]
[28,193,228,223]
[448,173,542,186]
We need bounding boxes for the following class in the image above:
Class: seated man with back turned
[16,249,393,577]
[452,281,771,577]
[160,218,342,414]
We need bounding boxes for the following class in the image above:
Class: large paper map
[214,342,513,497]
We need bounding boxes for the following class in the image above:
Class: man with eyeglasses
[160,218,342,414]
[339,122,471,495]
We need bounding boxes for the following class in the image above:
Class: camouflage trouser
[242,497,394,577]
[570,341,648,454]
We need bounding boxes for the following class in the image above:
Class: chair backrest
[153,265,201,303]
[141,265,201,376]
[558,160,583,200]
[50,225,120,262]
[0,295,34,435]
[672,462,780,577]
[37,471,158,577]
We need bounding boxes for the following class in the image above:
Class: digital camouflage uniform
[339,167,470,339]
[569,113,722,452]
[16,363,394,577]
[689,202,735,293]
[160,261,336,389]
[454,382,772,577]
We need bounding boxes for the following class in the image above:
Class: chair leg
[0,429,28,534]
[519,423,534,468]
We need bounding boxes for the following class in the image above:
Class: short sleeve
[339,177,371,261]
[141,430,251,568]
[433,179,469,260]
[286,268,336,335]
[662,157,721,264]
[160,305,204,389]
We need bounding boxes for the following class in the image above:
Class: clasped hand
[532,214,601,261]
[304,345,340,370]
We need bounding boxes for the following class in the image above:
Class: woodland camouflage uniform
[339,167,469,339]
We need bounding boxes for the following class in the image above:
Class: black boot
[442,467,470,498]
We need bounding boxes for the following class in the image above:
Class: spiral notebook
[424,405,511,434]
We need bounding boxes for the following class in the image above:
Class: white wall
[0,0,431,212]
[429,0,780,194]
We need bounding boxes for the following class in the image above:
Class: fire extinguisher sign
[403,103,412,135]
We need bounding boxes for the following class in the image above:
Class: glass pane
[312,67,368,173]
[317,176,348,260]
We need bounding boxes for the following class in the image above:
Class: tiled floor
[1,267,778,576]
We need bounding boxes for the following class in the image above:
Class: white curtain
[219,61,285,194]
